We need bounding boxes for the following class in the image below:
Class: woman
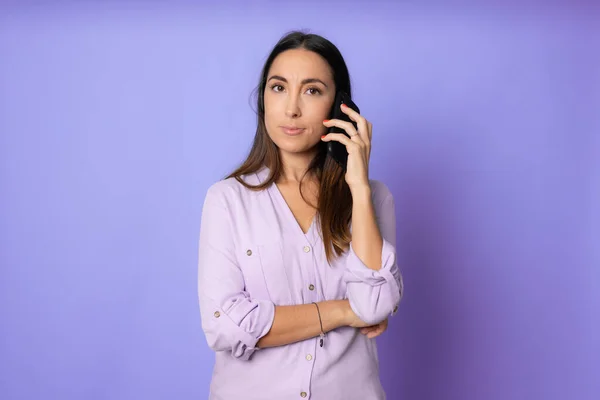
[197,31,404,400]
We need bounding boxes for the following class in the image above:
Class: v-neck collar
[257,167,318,245]
[269,181,317,243]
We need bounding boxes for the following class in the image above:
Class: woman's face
[263,48,336,157]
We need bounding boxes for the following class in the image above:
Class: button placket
[299,324,318,400]
[301,242,320,306]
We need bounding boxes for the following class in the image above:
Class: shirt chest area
[228,193,347,305]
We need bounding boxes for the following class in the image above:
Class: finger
[321,133,362,149]
[367,329,382,339]
[339,103,362,121]
[323,118,358,138]
[360,327,374,335]
[367,324,386,339]
[341,104,370,143]
[370,320,388,337]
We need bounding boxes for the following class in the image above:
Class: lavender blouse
[197,166,404,400]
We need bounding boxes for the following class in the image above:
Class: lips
[281,126,306,136]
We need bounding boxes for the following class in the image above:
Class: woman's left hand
[321,104,373,190]
[360,318,388,339]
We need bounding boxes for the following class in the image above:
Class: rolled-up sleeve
[197,185,275,361]
[343,190,404,326]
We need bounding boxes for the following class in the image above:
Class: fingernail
[341,103,347,108]
[321,135,326,139]
[323,119,329,123]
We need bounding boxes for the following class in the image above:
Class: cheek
[264,110,279,135]
[263,100,281,139]
[309,104,332,126]
[312,98,334,119]
[263,96,281,122]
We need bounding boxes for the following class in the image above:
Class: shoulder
[368,179,396,225]
[369,179,393,205]
[203,167,269,206]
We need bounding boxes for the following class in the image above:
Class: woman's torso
[207,167,386,400]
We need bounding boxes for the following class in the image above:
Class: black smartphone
[326,91,360,169]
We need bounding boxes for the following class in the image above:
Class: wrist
[350,184,372,203]
[321,300,350,330]
[336,299,352,327]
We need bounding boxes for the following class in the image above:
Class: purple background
[1,1,599,399]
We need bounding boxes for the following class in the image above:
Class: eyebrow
[267,75,329,88]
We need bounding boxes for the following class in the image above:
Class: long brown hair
[226,31,353,265]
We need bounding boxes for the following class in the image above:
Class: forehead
[268,49,333,81]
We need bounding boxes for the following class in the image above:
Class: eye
[271,84,284,92]
[306,87,322,95]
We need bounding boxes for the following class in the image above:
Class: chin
[267,128,323,153]
[275,140,318,155]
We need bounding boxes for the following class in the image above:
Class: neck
[278,150,317,184]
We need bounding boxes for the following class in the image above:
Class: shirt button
[308,284,315,291]
[306,354,313,361]
[214,311,221,318]
[246,249,252,256]
[300,392,307,398]
[303,246,311,253]
[393,305,399,313]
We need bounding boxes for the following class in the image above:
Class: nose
[285,95,301,118]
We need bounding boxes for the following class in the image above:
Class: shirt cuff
[207,295,275,360]
[343,238,403,324]
[344,238,399,286]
